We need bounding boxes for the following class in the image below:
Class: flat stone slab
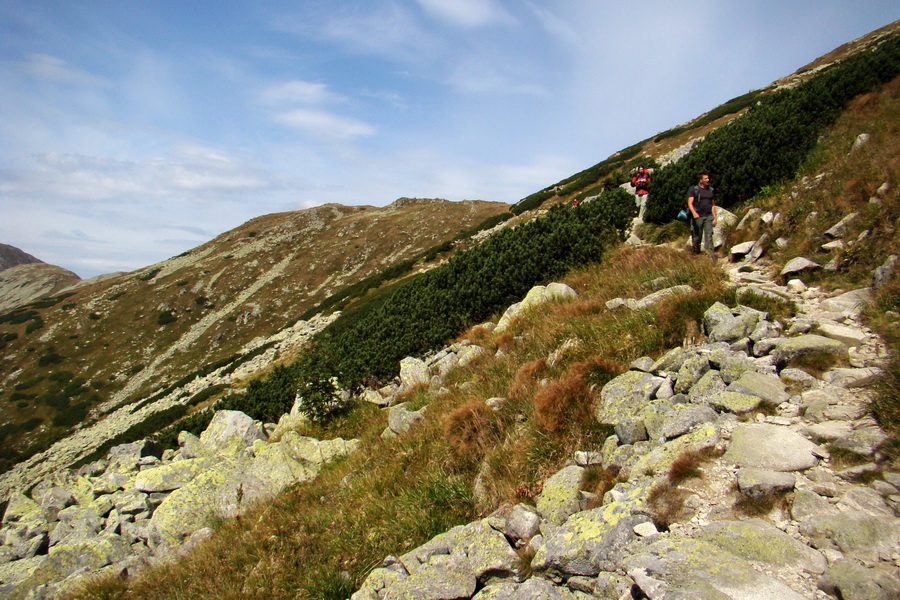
[723,424,819,471]
[772,334,848,366]
[697,518,826,574]
[816,321,867,347]
[625,537,808,600]
[736,468,797,498]
[726,371,790,404]
[819,288,873,317]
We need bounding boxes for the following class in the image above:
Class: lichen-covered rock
[536,465,585,526]
[791,489,840,521]
[532,503,650,578]
[818,558,900,600]
[149,461,234,546]
[799,513,899,561]
[829,425,888,458]
[474,577,590,599]
[723,424,819,471]
[726,371,790,404]
[685,370,723,404]
[386,403,426,435]
[133,458,211,493]
[736,468,796,498]
[383,553,477,600]
[399,357,430,391]
[595,371,663,425]
[772,334,848,366]
[628,424,720,478]
[697,518,826,574]
[199,410,267,456]
[625,537,808,600]
[708,390,763,414]
[673,354,710,394]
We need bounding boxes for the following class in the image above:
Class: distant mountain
[0,263,81,314]
[0,243,43,271]
[0,244,81,313]
[0,198,509,474]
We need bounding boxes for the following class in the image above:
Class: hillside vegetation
[0,199,508,477]
[65,24,900,600]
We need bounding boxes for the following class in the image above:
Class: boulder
[399,357,430,391]
[625,538,808,600]
[819,288,873,317]
[133,458,210,493]
[723,424,819,471]
[536,465,585,526]
[799,513,898,562]
[818,558,900,600]
[736,468,797,498]
[780,257,820,278]
[199,411,267,456]
[726,371,790,404]
[772,334,848,367]
[697,518,825,573]
[532,505,651,578]
[595,371,664,425]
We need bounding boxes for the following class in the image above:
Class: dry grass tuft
[444,401,503,459]
[507,358,547,402]
[732,491,790,518]
[667,446,721,485]
[582,465,617,509]
[533,357,624,433]
[647,481,694,530]
[495,332,516,352]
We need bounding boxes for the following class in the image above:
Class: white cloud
[260,80,343,105]
[415,0,514,28]
[17,53,111,88]
[274,108,376,141]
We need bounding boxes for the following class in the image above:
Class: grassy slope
[68,64,900,600]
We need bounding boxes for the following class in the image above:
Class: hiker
[687,173,717,257]
[630,166,651,197]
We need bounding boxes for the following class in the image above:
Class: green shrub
[137,268,161,281]
[157,310,177,326]
[645,36,900,222]
[38,352,63,367]
[25,317,44,334]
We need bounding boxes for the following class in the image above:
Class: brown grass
[732,491,790,518]
[533,357,624,433]
[507,358,547,402]
[444,401,503,460]
[582,465,617,509]
[647,481,694,530]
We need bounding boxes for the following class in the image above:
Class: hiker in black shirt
[687,173,717,257]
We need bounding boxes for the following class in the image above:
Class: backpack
[679,184,713,220]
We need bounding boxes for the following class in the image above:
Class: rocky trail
[350,251,899,600]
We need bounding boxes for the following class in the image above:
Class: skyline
[2,2,898,279]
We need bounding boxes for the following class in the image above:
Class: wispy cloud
[260,80,344,105]
[415,0,514,28]
[273,108,376,141]
[16,53,111,88]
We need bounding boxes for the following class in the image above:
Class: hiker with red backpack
[687,173,717,257]
[631,166,651,197]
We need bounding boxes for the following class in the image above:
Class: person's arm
[711,199,717,225]
[688,192,698,218]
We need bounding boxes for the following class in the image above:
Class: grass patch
[732,491,790,518]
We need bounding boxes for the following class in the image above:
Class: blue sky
[1,2,898,279]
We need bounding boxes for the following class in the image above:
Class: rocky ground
[351,254,899,600]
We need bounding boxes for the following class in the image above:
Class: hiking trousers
[692,215,715,254]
